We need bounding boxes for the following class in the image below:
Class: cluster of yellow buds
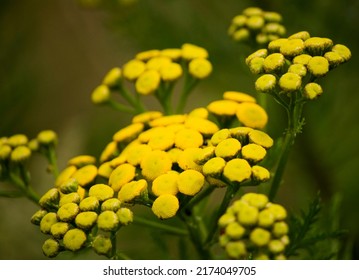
[218,193,289,260]
[91,43,212,114]
[228,7,286,46]
[0,130,57,186]
[247,31,351,100]
[31,154,134,258]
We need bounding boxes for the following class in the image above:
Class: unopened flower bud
[37,130,58,147]
[307,56,329,77]
[31,209,48,225]
[102,67,122,88]
[255,74,277,93]
[10,145,31,163]
[91,85,111,105]
[92,235,112,256]
[97,210,119,231]
[303,82,323,100]
[59,178,79,194]
[116,207,134,225]
[42,238,60,258]
[63,228,87,251]
[279,72,302,92]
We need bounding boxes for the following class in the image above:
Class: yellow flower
[59,178,79,194]
[75,211,98,230]
[160,48,182,60]
[100,141,118,163]
[118,179,148,202]
[102,67,122,88]
[215,138,242,159]
[147,127,175,151]
[92,235,112,257]
[149,114,187,127]
[202,157,226,178]
[263,53,285,73]
[257,209,275,228]
[184,116,219,136]
[175,128,204,149]
[97,210,119,231]
[39,188,60,209]
[236,102,268,129]
[57,202,80,222]
[177,169,205,196]
[243,6,263,16]
[71,164,97,187]
[109,154,127,168]
[125,144,152,165]
[188,58,212,79]
[195,146,215,164]
[304,37,333,55]
[245,49,268,65]
[210,129,231,146]
[225,222,246,239]
[279,72,302,92]
[140,150,172,181]
[241,143,267,162]
[10,145,31,163]
[91,84,110,105]
[223,91,256,103]
[113,123,144,143]
[247,56,264,74]
[122,59,146,81]
[63,228,87,251]
[266,203,287,220]
[152,194,179,219]
[237,204,259,226]
[40,212,58,234]
[251,165,270,182]
[223,158,252,184]
[132,111,163,124]
[109,163,136,192]
[159,62,183,81]
[98,162,113,178]
[307,56,329,77]
[268,239,285,254]
[101,198,122,212]
[280,38,305,57]
[135,49,161,61]
[135,69,161,95]
[303,82,323,100]
[207,100,239,116]
[7,134,28,147]
[188,107,209,119]
[292,54,312,65]
[116,207,134,225]
[225,241,247,259]
[89,184,114,202]
[231,14,247,27]
[177,147,202,171]
[250,228,271,246]
[181,43,208,60]
[288,31,310,41]
[272,221,289,238]
[288,63,307,77]
[229,126,253,140]
[79,196,100,212]
[31,209,48,225]
[146,56,172,71]
[42,238,60,258]
[241,193,269,209]
[324,51,345,68]
[232,28,250,42]
[246,15,265,30]
[268,38,288,53]
[59,192,81,207]
[0,144,11,160]
[37,130,58,146]
[151,171,179,196]
[248,129,274,149]
[67,155,96,167]
[218,213,236,228]
[331,44,351,62]
[255,74,276,93]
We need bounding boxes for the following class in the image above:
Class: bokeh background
[1,0,358,259]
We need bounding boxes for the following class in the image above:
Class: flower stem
[133,216,188,236]
[176,67,198,113]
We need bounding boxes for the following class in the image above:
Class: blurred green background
[0,0,358,259]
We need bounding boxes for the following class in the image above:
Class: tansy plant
[0,6,351,260]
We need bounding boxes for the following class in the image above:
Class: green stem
[184,184,216,210]
[9,171,40,204]
[269,91,304,201]
[133,216,188,236]
[118,83,146,113]
[155,83,173,115]
[0,189,23,198]
[176,71,199,113]
[205,185,237,246]
[110,231,117,259]
[108,99,136,114]
[45,146,59,178]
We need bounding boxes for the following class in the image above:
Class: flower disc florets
[218,193,289,260]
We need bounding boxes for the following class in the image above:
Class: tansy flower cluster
[31,154,134,258]
[247,31,352,100]
[91,43,212,114]
[218,193,289,260]
[228,7,286,46]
